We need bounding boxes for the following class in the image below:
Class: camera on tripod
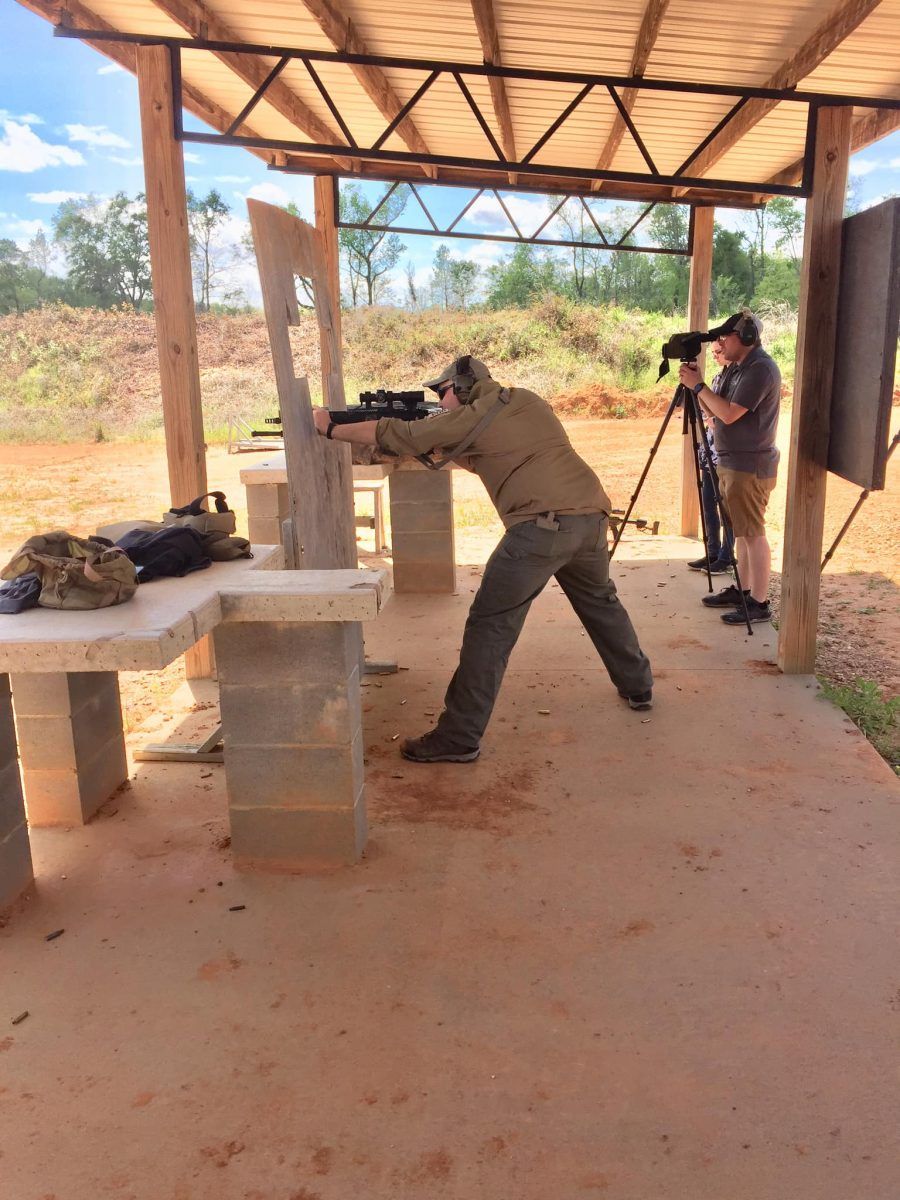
[657,329,716,379]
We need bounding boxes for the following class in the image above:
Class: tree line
[1,181,807,318]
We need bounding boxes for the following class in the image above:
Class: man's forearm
[329,421,378,445]
[696,386,737,423]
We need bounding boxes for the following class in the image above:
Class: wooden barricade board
[828,197,900,490]
[248,200,356,570]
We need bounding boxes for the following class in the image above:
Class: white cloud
[0,215,50,247]
[466,193,552,235]
[108,155,144,167]
[183,151,203,164]
[889,157,900,170]
[849,158,881,178]
[215,175,252,184]
[0,120,85,172]
[185,175,200,182]
[97,63,125,75]
[240,181,290,206]
[0,110,43,126]
[65,123,130,149]
[27,190,89,204]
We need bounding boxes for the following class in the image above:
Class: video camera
[328,388,440,425]
[657,329,716,380]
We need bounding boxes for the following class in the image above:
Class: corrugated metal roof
[18,0,900,205]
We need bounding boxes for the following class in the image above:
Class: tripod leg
[610,390,682,559]
[694,408,753,635]
[685,400,714,592]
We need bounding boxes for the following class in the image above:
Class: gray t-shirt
[713,346,781,477]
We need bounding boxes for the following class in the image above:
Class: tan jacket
[376,380,611,527]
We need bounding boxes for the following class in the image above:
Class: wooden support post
[314,176,345,410]
[778,106,852,674]
[137,44,212,679]
[681,205,714,536]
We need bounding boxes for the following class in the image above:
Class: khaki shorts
[717,468,776,538]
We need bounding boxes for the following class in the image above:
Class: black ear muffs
[735,314,757,346]
[453,354,477,403]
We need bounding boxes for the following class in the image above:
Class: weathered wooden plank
[778,106,853,674]
[681,205,714,537]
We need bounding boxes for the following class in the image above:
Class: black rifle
[329,389,440,425]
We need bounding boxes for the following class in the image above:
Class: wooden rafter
[470,0,517,184]
[299,0,437,179]
[673,0,883,195]
[767,106,900,187]
[150,0,352,170]
[17,0,286,169]
[593,0,670,190]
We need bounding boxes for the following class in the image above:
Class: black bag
[0,571,42,614]
[115,526,212,583]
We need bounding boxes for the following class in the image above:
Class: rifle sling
[416,387,512,471]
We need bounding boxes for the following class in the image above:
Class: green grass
[818,677,900,773]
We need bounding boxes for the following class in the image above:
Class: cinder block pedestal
[0,675,32,909]
[10,672,127,826]
[388,469,456,593]
[246,480,290,547]
[214,621,366,870]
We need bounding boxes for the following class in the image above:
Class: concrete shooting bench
[0,548,390,910]
[241,453,457,594]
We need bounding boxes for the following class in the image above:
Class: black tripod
[609,377,753,635]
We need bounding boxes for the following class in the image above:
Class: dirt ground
[0,413,897,714]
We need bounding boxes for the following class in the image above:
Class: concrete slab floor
[2,538,898,1200]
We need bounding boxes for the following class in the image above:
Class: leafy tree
[751,255,800,308]
[0,239,26,315]
[431,244,452,308]
[551,199,603,300]
[711,227,753,313]
[485,243,558,308]
[767,196,804,265]
[448,259,479,310]
[338,183,408,305]
[405,260,419,309]
[53,193,151,310]
[187,187,232,311]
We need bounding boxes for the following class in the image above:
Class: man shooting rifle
[313,355,653,763]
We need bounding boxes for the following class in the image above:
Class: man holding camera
[678,310,781,625]
[313,355,653,763]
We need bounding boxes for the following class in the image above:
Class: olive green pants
[436,513,653,749]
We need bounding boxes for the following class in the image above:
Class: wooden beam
[767,105,900,188]
[137,43,207,508]
[299,0,437,179]
[314,177,346,410]
[150,0,352,169]
[593,0,670,189]
[674,0,881,195]
[470,0,517,184]
[778,106,852,674]
[138,42,212,680]
[681,205,714,537]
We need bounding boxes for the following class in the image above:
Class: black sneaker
[721,598,772,625]
[701,584,748,608]
[617,689,653,711]
[400,730,480,763]
[687,556,733,574]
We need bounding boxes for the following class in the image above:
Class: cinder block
[246,482,290,520]
[0,822,34,911]
[230,794,366,870]
[220,674,362,748]
[0,759,25,841]
[388,500,454,534]
[0,677,16,760]
[17,681,124,771]
[214,621,360,685]
[389,529,455,561]
[223,727,364,811]
[389,470,453,504]
[11,671,118,718]
[24,732,127,827]
[393,560,457,594]
[248,517,285,546]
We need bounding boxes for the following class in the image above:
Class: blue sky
[2,0,898,305]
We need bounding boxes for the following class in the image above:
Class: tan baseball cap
[423,355,492,393]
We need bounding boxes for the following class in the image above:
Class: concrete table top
[0,548,390,674]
